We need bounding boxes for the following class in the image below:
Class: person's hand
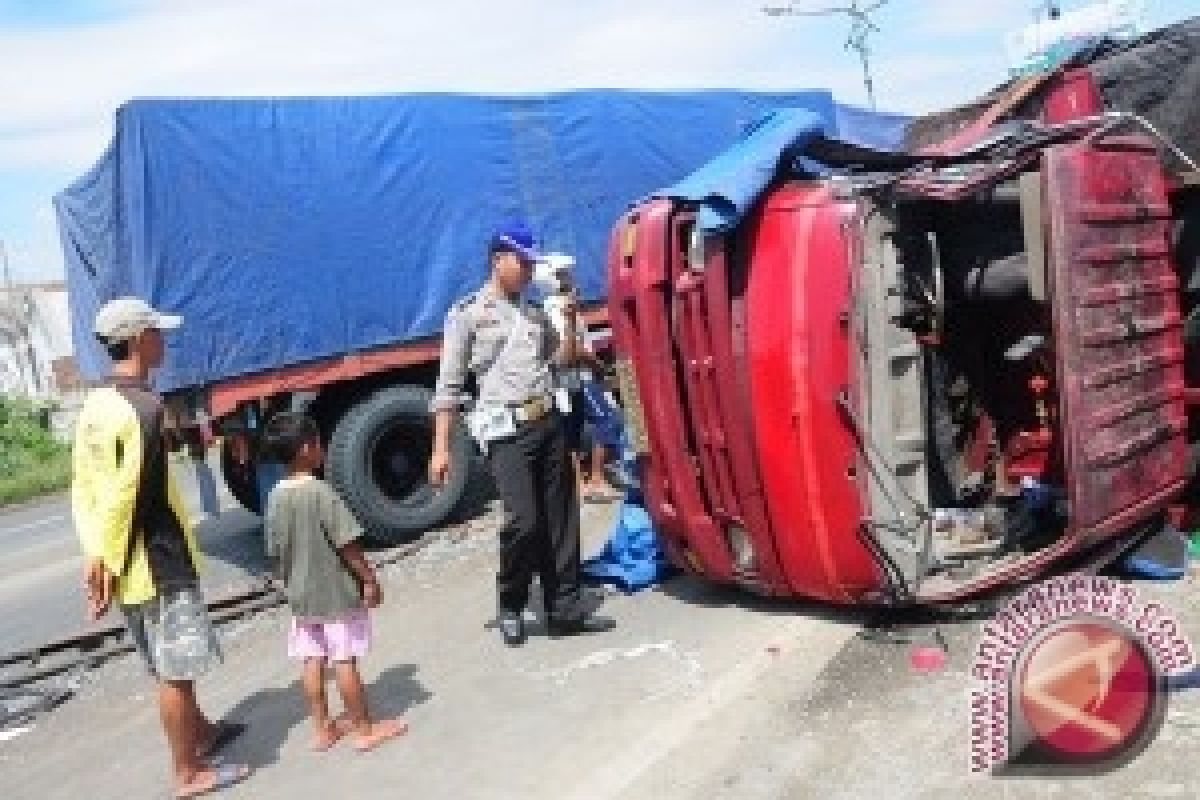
[362,578,383,609]
[428,448,451,486]
[84,558,115,620]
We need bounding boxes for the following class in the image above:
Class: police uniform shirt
[432,283,560,412]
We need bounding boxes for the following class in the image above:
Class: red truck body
[609,70,1197,605]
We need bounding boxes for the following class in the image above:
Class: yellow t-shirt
[71,378,200,606]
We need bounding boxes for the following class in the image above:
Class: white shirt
[541,291,591,390]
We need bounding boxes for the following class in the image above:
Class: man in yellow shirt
[72,296,250,798]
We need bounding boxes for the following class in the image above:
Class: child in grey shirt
[263,412,405,753]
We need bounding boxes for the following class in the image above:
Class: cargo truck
[56,90,906,541]
[608,20,1200,604]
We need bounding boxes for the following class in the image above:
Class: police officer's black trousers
[486,411,581,616]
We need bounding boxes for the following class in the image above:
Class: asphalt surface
[0,454,268,655]
[3,469,1200,798]
[631,573,1200,800]
[0,497,864,799]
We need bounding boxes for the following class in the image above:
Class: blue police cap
[491,221,541,264]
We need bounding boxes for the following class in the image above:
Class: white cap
[532,252,575,295]
[538,252,575,272]
[93,296,183,342]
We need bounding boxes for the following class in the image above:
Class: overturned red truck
[608,20,1200,605]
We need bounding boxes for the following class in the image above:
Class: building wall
[0,284,76,401]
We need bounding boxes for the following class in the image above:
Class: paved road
[0,454,266,655]
[629,573,1200,800]
[0,500,862,799]
[4,472,1200,798]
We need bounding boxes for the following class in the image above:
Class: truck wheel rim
[367,419,434,508]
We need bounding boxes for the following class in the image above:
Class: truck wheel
[220,435,262,514]
[327,386,472,542]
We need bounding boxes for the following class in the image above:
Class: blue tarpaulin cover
[1114,524,1188,581]
[659,105,908,232]
[56,90,905,393]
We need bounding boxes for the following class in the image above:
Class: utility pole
[1037,1,1063,21]
[0,239,22,394]
[0,239,11,292]
[763,1,890,110]
[0,240,41,396]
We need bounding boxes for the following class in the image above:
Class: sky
[1,0,1198,281]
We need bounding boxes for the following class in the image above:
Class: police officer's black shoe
[498,611,526,647]
[546,613,616,638]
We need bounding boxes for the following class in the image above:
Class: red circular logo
[1017,619,1157,759]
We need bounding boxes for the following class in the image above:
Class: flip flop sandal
[198,721,248,760]
[174,763,250,799]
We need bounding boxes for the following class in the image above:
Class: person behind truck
[71,297,251,798]
[532,252,622,503]
[428,222,615,647]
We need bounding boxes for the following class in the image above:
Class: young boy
[262,412,406,752]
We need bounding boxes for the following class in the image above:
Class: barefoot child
[262,412,406,752]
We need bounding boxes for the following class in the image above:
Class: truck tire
[327,385,472,542]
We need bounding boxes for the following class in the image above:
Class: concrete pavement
[623,574,1200,800]
[7,468,1199,798]
[0,499,859,799]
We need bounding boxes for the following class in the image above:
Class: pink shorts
[287,609,371,662]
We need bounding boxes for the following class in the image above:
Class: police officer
[429,222,614,646]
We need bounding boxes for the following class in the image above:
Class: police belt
[507,395,552,423]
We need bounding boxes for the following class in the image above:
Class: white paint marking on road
[565,616,854,800]
[0,725,34,743]
[0,513,69,537]
[515,640,703,689]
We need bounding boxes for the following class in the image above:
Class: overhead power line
[763,1,891,110]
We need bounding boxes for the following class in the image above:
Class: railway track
[0,536,431,693]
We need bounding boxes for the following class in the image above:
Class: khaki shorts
[122,585,222,681]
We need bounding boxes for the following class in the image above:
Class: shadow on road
[194,509,268,576]
[655,574,878,628]
[217,663,433,768]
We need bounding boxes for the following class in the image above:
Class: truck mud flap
[608,200,734,582]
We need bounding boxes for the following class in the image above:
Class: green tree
[0,393,71,506]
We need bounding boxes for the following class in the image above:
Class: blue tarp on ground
[583,495,679,593]
[1114,524,1188,580]
[56,91,909,393]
